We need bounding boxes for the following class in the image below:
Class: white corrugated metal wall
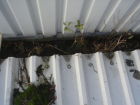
[1,50,140,105]
[1,1,140,105]
[0,0,140,37]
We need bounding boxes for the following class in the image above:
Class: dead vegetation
[92,32,134,52]
[14,59,55,105]
[0,32,140,58]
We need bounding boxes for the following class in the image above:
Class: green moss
[14,84,55,105]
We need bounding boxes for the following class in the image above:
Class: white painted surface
[0,0,140,37]
[1,50,140,105]
[7,0,36,35]
[0,34,2,49]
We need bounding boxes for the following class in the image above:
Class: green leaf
[63,23,67,26]
[79,24,84,30]
[68,22,72,26]
[77,20,80,25]
[64,27,68,31]
[64,27,73,32]
[75,24,84,30]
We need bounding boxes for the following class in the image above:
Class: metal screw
[67,64,71,69]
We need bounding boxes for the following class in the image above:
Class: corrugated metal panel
[0,34,2,48]
[1,50,140,105]
[0,0,140,37]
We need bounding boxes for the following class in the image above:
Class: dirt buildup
[125,59,134,67]
[104,52,114,59]
[1,32,140,58]
[13,59,55,105]
[130,69,140,80]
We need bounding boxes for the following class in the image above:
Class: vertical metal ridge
[82,0,96,29]
[28,0,42,33]
[62,0,68,34]
[116,1,140,32]
[7,0,37,35]
[25,0,39,34]
[0,0,21,34]
[4,58,14,105]
[0,33,2,50]
[52,55,63,105]
[0,10,15,35]
[95,52,112,105]
[36,0,57,36]
[99,0,122,31]
[74,54,89,105]
[56,0,62,33]
[23,0,36,35]
[27,56,37,83]
[6,0,24,35]
[115,51,136,105]
[132,50,140,72]
[36,0,44,35]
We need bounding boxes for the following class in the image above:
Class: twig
[23,59,30,83]
[47,44,69,54]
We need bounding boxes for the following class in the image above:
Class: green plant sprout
[75,20,84,32]
[64,20,84,33]
[64,21,73,32]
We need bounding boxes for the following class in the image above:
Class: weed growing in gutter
[64,20,84,33]
[13,59,55,105]
[1,32,139,59]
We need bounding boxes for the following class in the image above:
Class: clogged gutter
[1,32,140,59]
